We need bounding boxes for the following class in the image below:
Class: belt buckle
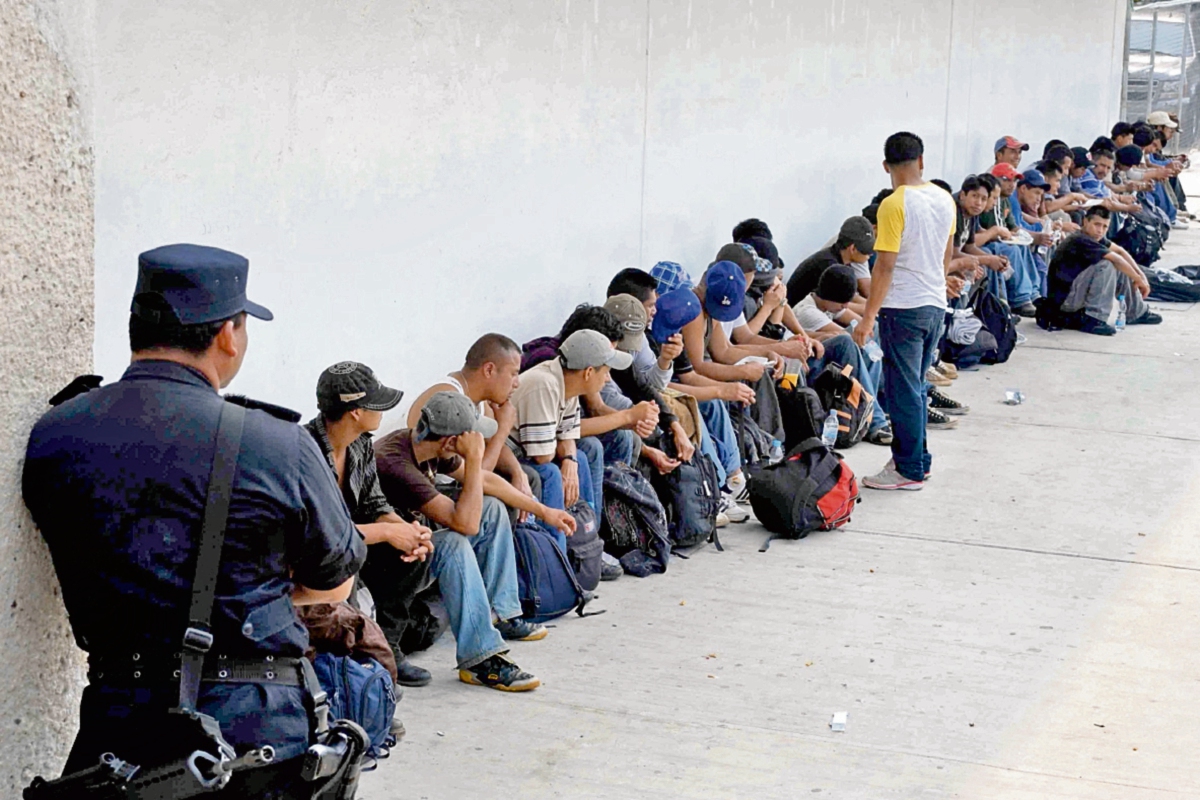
[182,627,214,654]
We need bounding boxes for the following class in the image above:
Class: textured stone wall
[0,0,94,789]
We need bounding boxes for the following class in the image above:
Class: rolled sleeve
[291,433,366,590]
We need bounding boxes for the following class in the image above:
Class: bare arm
[682,314,759,382]
[293,577,355,606]
[420,433,486,535]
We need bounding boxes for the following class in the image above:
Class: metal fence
[1123,0,1200,150]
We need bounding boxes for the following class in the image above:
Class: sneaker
[495,617,548,641]
[886,459,930,481]
[1014,302,1038,318]
[726,471,749,503]
[719,493,749,523]
[600,559,623,582]
[1172,218,1190,230]
[459,654,540,692]
[925,367,952,387]
[863,463,924,491]
[715,510,730,528]
[934,361,959,380]
[927,407,959,429]
[864,424,894,445]
[390,715,406,740]
[1079,316,1117,336]
[392,652,432,687]
[928,389,969,415]
[1130,310,1163,325]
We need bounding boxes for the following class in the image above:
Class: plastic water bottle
[1115,296,1126,331]
[769,439,784,464]
[822,410,839,448]
[849,319,884,362]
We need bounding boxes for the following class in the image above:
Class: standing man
[23,245,367,796]
[854,132,957,491]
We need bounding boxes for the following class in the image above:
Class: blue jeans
[807,333,889,433]
[596,428,636,467]
[698,399,740,488]
[878,306,945,481]
[985,241,1040,306]
[526,460,569,554]
[576,436,603,515]
[428,496,521,669]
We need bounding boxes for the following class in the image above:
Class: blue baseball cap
[131,243,273,325]
[1018,169,1051,190]
[702,261,746,323]
[650,287,701,343]
[650,261,694,295]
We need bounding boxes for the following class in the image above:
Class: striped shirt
[507,357,580,459]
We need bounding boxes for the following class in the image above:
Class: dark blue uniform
[23,359,367,770]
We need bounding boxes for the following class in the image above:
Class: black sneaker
[927,407,959,429]
[864,424,894,445]
[393,652,432,687]
[1014,302,1038,318]
[459,654,540,692]
[1079,316,1117,336]
[600,560,623,581]
[1130,310,1163,325]
[928,389,969,415]
[495,618,547,641]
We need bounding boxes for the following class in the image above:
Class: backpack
[776,365,825,451]
[565,500,603,591]
[1147,265,1200,302]
[512,520,599,622]
[747,438,860,551]
[600,461,672,577]
[652,436,723,552]
[732,401,775,466]
[1112,209,1164,267]
[311,652,397,762]
[811,363,874,448]
[971,288,1018,364]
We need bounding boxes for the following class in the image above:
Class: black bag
[1148,265,1200,302]
[747,438,860,551]
[564,500,603,591]
[1112,209,1165,267]
[600,461,671,577]
[971,287,1017,364]
[653,436,722,551]
[811,363,874,449]
[732,401,775,466]
[776,369,825,451]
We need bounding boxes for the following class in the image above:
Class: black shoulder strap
[758,449,843,553]
[178,402,246,712]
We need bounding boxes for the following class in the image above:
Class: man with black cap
[304,362,436,688]
[376,391,565,692]
[24,244,367,795]
[787,215,877,308]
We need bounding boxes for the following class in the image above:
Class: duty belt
[88,653,306,687]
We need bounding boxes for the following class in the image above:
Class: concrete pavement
[363,227,1200,799]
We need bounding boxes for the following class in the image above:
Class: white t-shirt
[874,182,956,310]
[719,313,747,339]
[792,295,837,332]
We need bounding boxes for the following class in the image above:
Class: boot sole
[459,672,541,692]
[503,628,548,642]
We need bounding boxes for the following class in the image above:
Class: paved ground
[363,224,1200,799]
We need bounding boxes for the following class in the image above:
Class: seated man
[305,362,435,688]
[1045,205,1161,335]
[375,392,556,692]
[509,329,633,551]
[787,215,876,309]
[994,135,1029,170]
[964,173,1042,317]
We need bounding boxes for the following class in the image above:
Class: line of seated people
[300,118,1178,746]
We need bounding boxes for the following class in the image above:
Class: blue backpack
[512,521,601,622]
[312,652,397,762]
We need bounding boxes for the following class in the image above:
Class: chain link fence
[1124,1,1200,151]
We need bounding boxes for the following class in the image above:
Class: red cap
[990,163,1021,181]
[994,135,1030,153]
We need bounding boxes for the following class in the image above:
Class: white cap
[1147,111,1178,129]
[559,329,634,371]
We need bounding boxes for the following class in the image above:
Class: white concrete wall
[1,0,94,789]
[93,0,1126,419]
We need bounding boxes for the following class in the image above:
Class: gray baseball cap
[415,391,498,442]
[838,216,875,255]
[559,329,634,371]
[602,294,648,353]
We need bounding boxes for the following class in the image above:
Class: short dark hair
[1084,205,1112,221]
[464,332,520,370]
[870,188,894,205]
[606,268,658,302]
[1091,148,1115,163]
[861,203,881,225]
[884,131,924,165]
[1092,135,1116,154]
[931,179,952,194]
[558,304,623,344]
[1042,139,1067,158]
[128,295,244,355]
[1035,160,1063,179]
[1133,128,1155,148]
[732,218,772,243]
[1112,121,1134,139]
[959,175,986,196]
[1045,145,1073,164]
[1155,130,1168,146]
[976,173,999,194]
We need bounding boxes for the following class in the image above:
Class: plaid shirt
[304,415,394,524]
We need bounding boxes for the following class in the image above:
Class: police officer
[23,244,367,797]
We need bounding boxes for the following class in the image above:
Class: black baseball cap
[1070,147,1093,170]
[132,244,273,325]
[316,362,403,415]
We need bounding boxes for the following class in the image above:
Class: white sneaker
[1172,218,1190,230]
[726,471,749,502]
[719,493,749,524]
[715,510,730,528]
[863,463,924,491]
